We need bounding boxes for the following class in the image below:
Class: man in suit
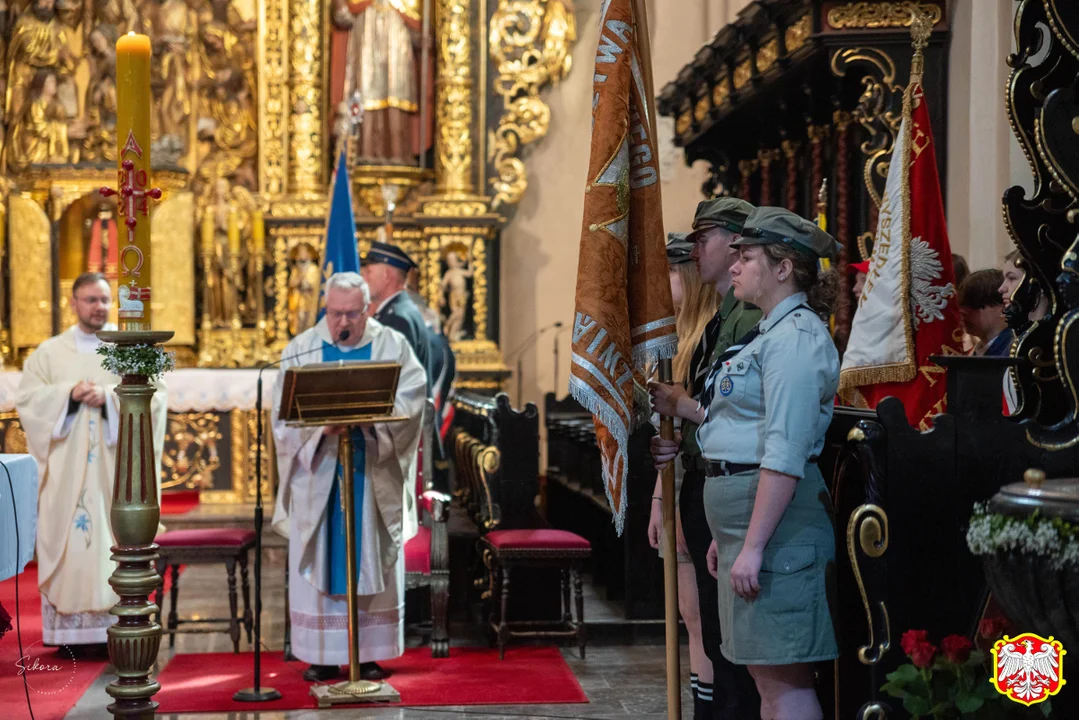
[361,241,436,391]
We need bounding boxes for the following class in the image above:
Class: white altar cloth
[0,368,280,413]
[0,453,39,581]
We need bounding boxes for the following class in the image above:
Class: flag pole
[629,1,681,717]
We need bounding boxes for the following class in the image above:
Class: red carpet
[154,646,589,713]
[0,563,183,719]
[161,490,200,516]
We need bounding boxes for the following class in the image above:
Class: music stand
[280,360,407,706]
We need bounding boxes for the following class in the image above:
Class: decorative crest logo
[991,633,1065,706]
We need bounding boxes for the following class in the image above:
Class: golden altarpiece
[0,0,576,503]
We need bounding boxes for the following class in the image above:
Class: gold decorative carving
[676,109,692,136]
[161,412,222,491]
[827,1,942,30]
[436,0,475,195]
[421,199,490,217]
[733,59,752,89]
[151,191,195,346]
[488,0,577,209]
[268,197,328,218]
[9,194,52,349]
[830,47,902,208]
[260,0,291,196]
[694,94,710,123]
[712,78,729,108]
[756,39,779,73]
[0,412,28,454]
[199,409,274,504]
[785,15,812,52]
[288,0,325,194]
[353,165,434,216]
[846,503,891,665]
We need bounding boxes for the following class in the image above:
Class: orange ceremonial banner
[570,0,676,535]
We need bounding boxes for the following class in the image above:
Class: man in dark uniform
[361,240,436,392]
[651,198,763,720]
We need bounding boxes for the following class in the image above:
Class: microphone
[338,329,350,343]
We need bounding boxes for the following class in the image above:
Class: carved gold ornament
[489,0,576,209]
[712,78,730,108]
[827,1,942,30]
[694,94,710,123]
[260,0,290,196]
[785,15,811,52]
[756,39,779,74]
[733,59,752,89]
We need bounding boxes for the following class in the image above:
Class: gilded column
[434,0,474,196]
[288,0,325,195]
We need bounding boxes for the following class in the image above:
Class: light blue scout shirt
[696,292,839,479]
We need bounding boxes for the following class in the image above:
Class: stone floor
[63,546,693,719]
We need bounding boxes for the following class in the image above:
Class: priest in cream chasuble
[15,273,168,646]
[271,272,426,681]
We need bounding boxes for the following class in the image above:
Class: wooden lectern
[279,360,406,706]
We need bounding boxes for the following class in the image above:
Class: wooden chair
[154,528,255,653]
[480,528,591,660]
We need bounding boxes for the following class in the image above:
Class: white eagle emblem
[992,634,1065,706]
[908,235,955,329]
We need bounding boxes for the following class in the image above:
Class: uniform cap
[666,232,694,265]
[362,240,418,271]
[686,197,756,241]
[732,206,841,260]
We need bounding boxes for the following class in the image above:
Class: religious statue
[95,0,139,34]
[287,242,322,337]
[81,23,118,161]
[201,177,259,328]
[145,0,197,164]
[194,0,257,192]
[440,248,472,342]
[5,69,86,172]
[4,0,79,159]
[331,0,431,165]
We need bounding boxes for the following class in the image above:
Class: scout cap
[362,240,418,271]
[732,206,841,260]
[666,232,694,265]
[685,197,755,242]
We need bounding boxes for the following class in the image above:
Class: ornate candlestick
[97,31,174,719]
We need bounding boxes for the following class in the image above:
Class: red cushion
[405,526,431,574]
[484,529,591,550]
[156,529,256,548]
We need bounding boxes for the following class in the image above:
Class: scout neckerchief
[698,303,811,422]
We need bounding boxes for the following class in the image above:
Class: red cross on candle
[100,159,161,279]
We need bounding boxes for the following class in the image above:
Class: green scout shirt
[681,292,761,459]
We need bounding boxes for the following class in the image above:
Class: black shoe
[303,664,341,682]
[360,662,389,681]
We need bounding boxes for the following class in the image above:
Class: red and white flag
[839,41,963,430]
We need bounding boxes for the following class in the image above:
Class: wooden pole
[630,1,681,717]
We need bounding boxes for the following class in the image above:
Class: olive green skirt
[703,464,838,665]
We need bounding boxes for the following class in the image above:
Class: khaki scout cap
[685,197,756,241]
[666,232,694,265]
[732,206,841,260]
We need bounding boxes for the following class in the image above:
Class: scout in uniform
[664,207,841,720]
[649,198,763,719]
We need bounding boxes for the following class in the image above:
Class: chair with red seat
[154,527,255,654]
[404,401,451,657]
[481,527,591,660]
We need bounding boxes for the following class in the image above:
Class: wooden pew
[543,393,664,621]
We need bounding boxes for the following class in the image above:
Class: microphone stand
[234,329,350,702]
[234,363,282,702]
[508,321,563,407]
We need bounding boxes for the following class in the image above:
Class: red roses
[900,629,973,667]
[978,615,1009,641]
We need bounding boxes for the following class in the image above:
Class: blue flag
[318,149,360,320]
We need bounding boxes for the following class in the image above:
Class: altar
[0,0,579,428]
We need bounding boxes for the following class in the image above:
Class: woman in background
[647,233,718,719]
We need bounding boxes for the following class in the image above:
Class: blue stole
[322,341,372,595]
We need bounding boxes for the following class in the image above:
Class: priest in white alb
[272,271,426,683]
[15,272,168,651]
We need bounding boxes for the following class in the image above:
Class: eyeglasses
[325,309,365,322]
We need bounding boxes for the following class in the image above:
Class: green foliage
[96,343,175,382]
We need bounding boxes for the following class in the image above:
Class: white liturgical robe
[15,326,167,645]
[271,317,426,666]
